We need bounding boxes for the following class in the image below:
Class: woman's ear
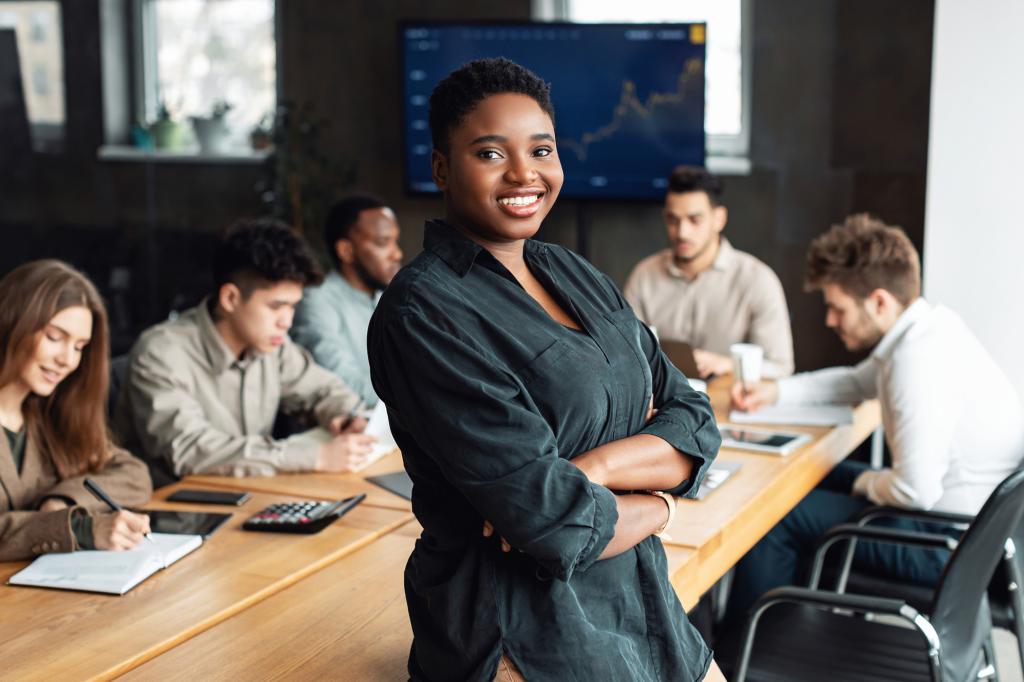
[431,149,449,190]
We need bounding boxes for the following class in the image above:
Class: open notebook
[7,532,202,595]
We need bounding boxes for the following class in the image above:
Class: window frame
[534,0,752,162]
[130,0,278,130]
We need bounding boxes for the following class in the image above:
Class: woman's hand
[38,498,69,512]
[482,520,513,553]
[92,510,151,551]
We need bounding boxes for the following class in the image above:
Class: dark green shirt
[4,425,26,472]
[368,221,721,681]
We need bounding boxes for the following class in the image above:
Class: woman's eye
[46,333,61,342]
[476,149,501,160]
[534,147,553,157]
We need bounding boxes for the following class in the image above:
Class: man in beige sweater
[625,166,794,379]
[115,219,375,487]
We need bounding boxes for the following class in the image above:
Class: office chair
[733,468,1024,682]
[811,503,1024,669]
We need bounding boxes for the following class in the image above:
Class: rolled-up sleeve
[371,308,618,582]
[636,314,721,497]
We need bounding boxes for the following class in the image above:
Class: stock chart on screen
[401,23,706,200]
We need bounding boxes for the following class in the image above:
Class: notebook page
[8,532,202,595]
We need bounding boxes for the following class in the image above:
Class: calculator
[242,494,366,534]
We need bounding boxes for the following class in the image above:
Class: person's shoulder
[631,249,670,274]
[729,245,784,288]
[373,250,450,321]
[131,308,202,366]
[299,271,342,304]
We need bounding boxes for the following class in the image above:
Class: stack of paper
[7,533,202,595]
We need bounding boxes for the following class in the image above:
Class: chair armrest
[734,586,941,681]
[822,523,960,551]
[808,523,958,590]
[854,504,973,529]
[752,585,919,618]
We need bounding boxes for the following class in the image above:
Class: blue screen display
[401,23,706,201]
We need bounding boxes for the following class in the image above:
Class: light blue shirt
[292,271,379,406]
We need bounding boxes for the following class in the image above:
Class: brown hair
[805,213,921,306]
[0,260,112,478]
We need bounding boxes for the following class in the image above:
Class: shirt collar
[423,219,550,277]
[423,220,484,277]
[871,297,931,362]
[197,298,248,374]
[663,237,734,279]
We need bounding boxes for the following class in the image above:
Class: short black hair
[428,57,555,155]
[324,194,387,267]
[667,166,724,206]
[213,218,323,295]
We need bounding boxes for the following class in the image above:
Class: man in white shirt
[725,213,1024,621]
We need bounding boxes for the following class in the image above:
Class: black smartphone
[166,489,252,506]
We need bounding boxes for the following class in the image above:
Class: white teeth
[499,195,540,207]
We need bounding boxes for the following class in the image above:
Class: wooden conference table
[122,379,880,680]
[0,377,879,680]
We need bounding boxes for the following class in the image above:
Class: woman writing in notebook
[369,59,724,681]
[0,259,152,561]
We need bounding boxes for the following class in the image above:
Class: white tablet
[718,424,812,456]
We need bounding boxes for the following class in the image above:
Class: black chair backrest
[108,354,130,419]
[930,468,1024,680]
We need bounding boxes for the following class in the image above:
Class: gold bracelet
[647,490,676,538]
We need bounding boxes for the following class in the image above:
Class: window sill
[706,156,752,176]
[97,145,270,164]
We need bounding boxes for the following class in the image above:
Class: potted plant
[149,101,184,150]
[190,100,233,154]
[249,112,273,151]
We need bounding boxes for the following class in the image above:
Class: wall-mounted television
[400,22,706,201]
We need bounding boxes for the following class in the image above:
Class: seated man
[291,194,403,406]
[114,219,375,487]
[625,166,794,378]
[726,213,1024,619]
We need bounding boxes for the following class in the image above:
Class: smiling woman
[0,260,152,561]
[369,58,725,681]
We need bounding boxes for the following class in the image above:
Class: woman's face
[20,305,92,397]
[433,92,563,244]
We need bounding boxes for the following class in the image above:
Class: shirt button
[32,545,41,554]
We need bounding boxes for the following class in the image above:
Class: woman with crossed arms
[369,58,724,681]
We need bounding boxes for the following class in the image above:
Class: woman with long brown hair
[0,259,152,561]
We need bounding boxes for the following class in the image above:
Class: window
[134,0,276,150]
[0,1,65,152]
[558,0,750,160]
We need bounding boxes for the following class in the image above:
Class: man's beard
[354,259,389,292]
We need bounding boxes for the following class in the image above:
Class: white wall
[924,0,1024,399]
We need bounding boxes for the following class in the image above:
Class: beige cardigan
[0,432,152,561]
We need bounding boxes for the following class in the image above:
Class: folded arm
[373,309,674,579]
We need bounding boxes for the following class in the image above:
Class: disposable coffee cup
[730,343,764,386]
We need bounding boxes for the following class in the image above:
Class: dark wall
[1,0,932,368]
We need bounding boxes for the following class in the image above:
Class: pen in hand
[83,477,155,545]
